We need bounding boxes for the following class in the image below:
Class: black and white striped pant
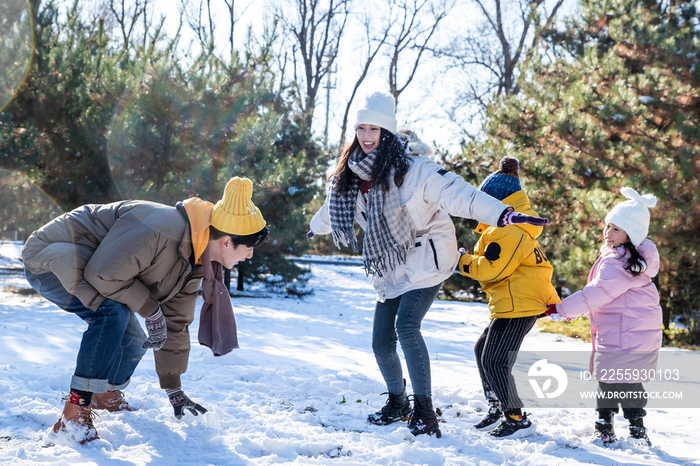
[474,315,538,413]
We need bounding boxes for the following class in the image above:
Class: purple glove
[306,230,315,239]
[498,209,549,227]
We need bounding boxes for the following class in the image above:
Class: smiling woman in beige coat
[307,91,548,438]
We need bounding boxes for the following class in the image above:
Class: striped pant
[474,316,538,412]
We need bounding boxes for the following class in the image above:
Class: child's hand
[545,303,572,322]
[454,247,468,273]
[544,304,562,321]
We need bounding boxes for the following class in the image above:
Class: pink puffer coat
[555,239,663,354]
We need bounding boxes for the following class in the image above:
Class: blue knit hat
[479,156,522,200]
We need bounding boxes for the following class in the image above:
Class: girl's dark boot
[628,416,651,446]
[407,395,441,438]
[594,410,616,446]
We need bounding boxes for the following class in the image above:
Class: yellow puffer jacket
[458,190,560,319]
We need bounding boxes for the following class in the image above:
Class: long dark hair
[621,242,647,276]
[332,128,410,195]
[598,233,646,276]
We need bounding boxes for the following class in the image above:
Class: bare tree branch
[180,0,216,55]
[110,0,146,53]
[386,0,446,108]
[278,0,351,129]
[338,14,391,150]
[221,0,252,52]
[430,0,568,127]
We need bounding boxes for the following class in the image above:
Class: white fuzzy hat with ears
[354,91,397,135]
[604,187,658,246]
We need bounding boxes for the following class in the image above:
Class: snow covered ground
[0,241,698,465]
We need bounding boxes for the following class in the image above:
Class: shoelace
[79,407,99,427]
[113,391,128,407]
[60,396,101,425]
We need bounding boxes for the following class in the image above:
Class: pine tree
[1,1,120,210]
[0,0,330,293]
[448,0,700,337]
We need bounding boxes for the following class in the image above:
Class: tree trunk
[224,266,231,293]
[236,263,245,291]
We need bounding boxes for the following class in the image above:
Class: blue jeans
[25,269,147,393]
[371,284,442,398]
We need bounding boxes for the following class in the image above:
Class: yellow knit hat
[210,177,266,235]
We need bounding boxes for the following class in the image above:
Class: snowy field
[0,241,698,466]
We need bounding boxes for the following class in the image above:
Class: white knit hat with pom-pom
[604,187,657,246]
[354,91,397,135]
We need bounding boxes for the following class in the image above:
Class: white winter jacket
[310,154,508,301]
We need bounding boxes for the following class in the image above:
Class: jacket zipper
[428,238,439,269]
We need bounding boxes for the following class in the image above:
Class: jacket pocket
[593,313,622,349]
[403,233,440,282]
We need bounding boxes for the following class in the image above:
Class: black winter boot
[594,409,616,446]
[407,395,441,438]
[594,420,616,446]
[474,402,502,431]
[368,389,411,426]
[628,416,651,446]
[489,411,535,439]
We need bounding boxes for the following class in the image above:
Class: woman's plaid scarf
[329,147,415,277]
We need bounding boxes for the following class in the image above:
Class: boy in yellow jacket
[458,157,560,439]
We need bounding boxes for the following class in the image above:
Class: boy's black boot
[368,388,411,426]
[474,402,502,431]
[489,410,535,439]
[407,395,442,438]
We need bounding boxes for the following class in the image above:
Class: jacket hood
[398,128,434,157]
[637,239,660,278]
[605,238,660,279]
[475,190,543,239]
[182,197,215,264]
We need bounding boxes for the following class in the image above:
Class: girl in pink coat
[546,187,662,447]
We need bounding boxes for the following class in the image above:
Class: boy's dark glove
[545,304,562,322]
[142,307,167,350]
[545,304,557,316]
[306,230,315,239]
[165,388,208,420]
[497,208,549,227]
